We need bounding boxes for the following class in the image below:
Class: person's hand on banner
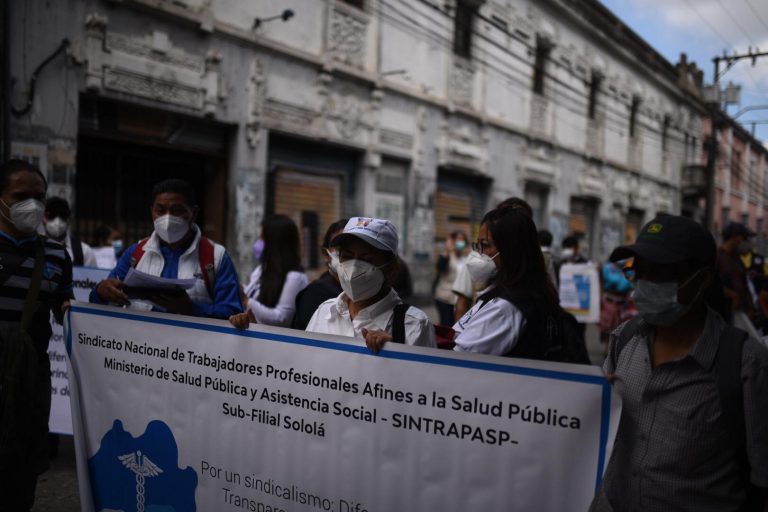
[96,278,130,306]
[61,300,71,314]
[151,293,194,315]
[361,328,392,354]
[229,309,256,330]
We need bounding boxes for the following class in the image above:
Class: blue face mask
[632,270,703,326]
[112,239,123,256]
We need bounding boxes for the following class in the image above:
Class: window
[731,149,742,191]
[629,96,641,138]
[524,182,549,229]
[339,0,364,8]
[490,15,508,32]
[662,115,670,152]
[588,70,602,120]
[453,1,476,58]
[532,35,552,95]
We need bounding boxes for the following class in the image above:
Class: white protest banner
[559,263,601,323]
[48,266,110,435]
[66,303,620,512]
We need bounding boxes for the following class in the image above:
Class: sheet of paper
[123,268,196,290]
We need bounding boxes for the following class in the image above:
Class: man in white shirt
[42,196,97,267]
[306,217,435,351]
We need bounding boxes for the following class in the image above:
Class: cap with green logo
[610,214,716,265]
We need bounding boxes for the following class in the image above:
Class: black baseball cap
[722,222,756,240]
[610,214,716,265]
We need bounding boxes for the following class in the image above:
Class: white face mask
[326,249,340,275]
[337,259,386,302]
[1,198,45,235]
[45,216,68,239]
[465,250,498,284]
[154,214,190,244]
[562,248,575,260]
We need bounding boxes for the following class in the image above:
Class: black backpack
[464,288,591,364]
[69,234,84,266]
[615,317,765,511]
[545,307,592,364]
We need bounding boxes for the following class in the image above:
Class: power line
[684,0,733,51]
[711,0,764,91]
[715,0,760,46]
[745,0,768,35]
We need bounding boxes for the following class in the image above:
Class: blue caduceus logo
[119,450,164,512]
[88,419,198,512]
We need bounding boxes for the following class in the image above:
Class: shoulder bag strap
[19,239,47,333]
[613,315,644,366]
[391,303,409,344]
[713,326,763,511]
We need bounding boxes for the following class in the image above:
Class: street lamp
[253,9,295,30]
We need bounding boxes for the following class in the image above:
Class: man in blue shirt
[90,179,242,319]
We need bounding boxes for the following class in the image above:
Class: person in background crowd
[739,237,768,331]
[537,229,558,288]
[718,222,756,320]
[41,197,97,267]
[453,206,560,356]
[229,214,308,328]
[598,260,636,349]
[0,160,73,512]
[292,218,348,330]
[560,235,587,263]
[452,197,534,321]
[306,217,435,352]
[433,230,468,326]
[252,238,264,268]
[92,224,123,270]
[89,179,242,319]
[591,214,768,512]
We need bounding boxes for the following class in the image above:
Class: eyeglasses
[471,241,494,253]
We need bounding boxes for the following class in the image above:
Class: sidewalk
[34,435,80,512]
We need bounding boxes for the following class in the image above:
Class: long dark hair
[483,206,559,311]
[258,214,302,307]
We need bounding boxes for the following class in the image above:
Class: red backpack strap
[198,237,216,298]
[130,238,150,268]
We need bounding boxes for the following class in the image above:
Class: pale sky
[599,0,768,144]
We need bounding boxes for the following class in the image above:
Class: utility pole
[704,61,720,233]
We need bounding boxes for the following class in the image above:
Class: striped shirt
[0,232,73,350]
[592,309,768,512]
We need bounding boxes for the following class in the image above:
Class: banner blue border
[68,304,613,493]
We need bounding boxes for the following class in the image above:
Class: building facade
[711,115,768,240]
[7,0,706,293]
